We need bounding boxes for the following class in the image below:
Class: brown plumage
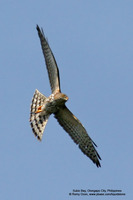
[29,25,101,167]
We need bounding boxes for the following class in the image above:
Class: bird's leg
[35,105,43,113]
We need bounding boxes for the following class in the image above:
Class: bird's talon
[35,105,43,113]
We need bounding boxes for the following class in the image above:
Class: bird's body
[40,93,68,114]
[29,25,101,167]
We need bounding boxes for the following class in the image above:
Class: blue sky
[1,0,133,199]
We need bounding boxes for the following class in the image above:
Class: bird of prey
[29,25,101,167]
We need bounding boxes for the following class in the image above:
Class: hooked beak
[65,96,69,101]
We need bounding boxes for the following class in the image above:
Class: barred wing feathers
[54,106,101,167]
[36,25,60,94]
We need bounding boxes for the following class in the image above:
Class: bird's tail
[29,89,50,140]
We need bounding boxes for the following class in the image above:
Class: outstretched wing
[36,25,61,94]
[30,89,50,140]
[54,106,101,167]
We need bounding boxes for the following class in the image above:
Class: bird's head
[54,93,69,105]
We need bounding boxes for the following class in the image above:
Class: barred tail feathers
[29,89,49,140]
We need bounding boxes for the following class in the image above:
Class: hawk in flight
[30,25,101,167]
